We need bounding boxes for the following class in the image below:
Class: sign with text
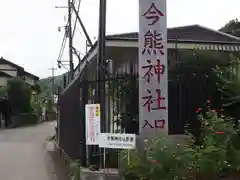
[139,0,168,138]
[85,104,100,145]
[98,133,136,149]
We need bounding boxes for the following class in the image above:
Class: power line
[56,0,91,81]
[57,31,67,62]
[76,27,87,40]
[71,0,93,69]
[70,0,86,72]
[39,0,80,100]
[72,0,82,38]
[56,0,78,63]
[71,3,93,47]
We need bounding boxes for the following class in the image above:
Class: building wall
[0,77,8,86]
[0,64,17,77]
[106,47,178,75]
[24,76,36,86]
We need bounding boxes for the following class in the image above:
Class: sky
[0,0,239,78]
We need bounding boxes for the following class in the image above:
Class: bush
[11,113,38,127]
[120,103,240,180]
[70,159,81,180]
[19,113,38,125]
[214,57,240,123]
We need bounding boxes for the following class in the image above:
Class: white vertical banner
[139,0,168,138]
[85,104,101,145]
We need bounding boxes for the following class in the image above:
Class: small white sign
[98,133,136,149]
[85,104,101,145]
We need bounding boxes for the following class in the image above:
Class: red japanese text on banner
[139,0,168,138]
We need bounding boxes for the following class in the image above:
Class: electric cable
[72,0,82,38]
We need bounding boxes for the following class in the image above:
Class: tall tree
[7,78,32,115]
[219,19,240,37]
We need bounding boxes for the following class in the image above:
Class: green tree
[33,84,41,94]
[46,99,54,113]
[31,93,42,117]
[220,19,240,37]
[7,78,32,115]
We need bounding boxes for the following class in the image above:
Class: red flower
[152,160,159,164]
[211,109,217,113]
[207,106,211,109]
[196,108,202,113]
[207,100,211,103]
[216,131,225,135]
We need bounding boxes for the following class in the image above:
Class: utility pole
[96,0,107,168]
[68,0,74,81]
[48,67,57,102]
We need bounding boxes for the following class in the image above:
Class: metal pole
[96,0,107,169]
[48,67,57,102]
[71,5,93,47]
[52,68,55,103]
[68,0,74,81]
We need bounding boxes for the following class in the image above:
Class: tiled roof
[107,24,240,43]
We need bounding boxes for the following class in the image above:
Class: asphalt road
[0,121,59,180]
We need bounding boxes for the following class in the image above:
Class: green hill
[39,73,68,96]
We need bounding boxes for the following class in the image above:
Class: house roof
[107,24,240,44]
[0,57,24,70]
[64,24,240,95]
[24,71,39,80]
[0,57,39,80]
[0,71,13,78]
[74,24,240,73]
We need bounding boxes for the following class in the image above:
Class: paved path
[0,121,59,180]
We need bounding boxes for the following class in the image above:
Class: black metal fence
[57,49,238,167]
[58,77,87,164]
[58,67,222,167]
